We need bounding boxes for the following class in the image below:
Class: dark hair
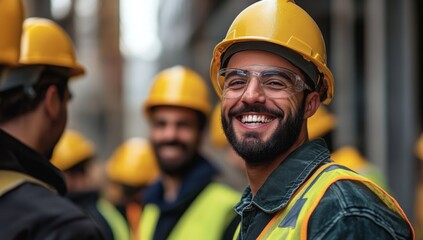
[0,69,69,123]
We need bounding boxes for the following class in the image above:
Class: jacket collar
[144,155,218,211]
[0,129,67,195]
[235,139,331,214]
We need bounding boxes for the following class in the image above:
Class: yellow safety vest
[140,182,240,240]
[97,197,131,240]
[0,170,56,196]
[233,163,414,240]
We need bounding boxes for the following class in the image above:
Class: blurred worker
[105,137,160,240]
[140,65,240,240]
[0,17,104,239]
[51,129,116,240]
[209,103,247,190]
[210,0,413,239]
[308,105,389,190]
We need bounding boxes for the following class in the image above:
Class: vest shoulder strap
[139,203,160,240]
[257,163,414,240]
[97,197,130,240]
[0,170,55,197]
[140,182,240,240]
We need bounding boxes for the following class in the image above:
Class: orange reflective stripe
[257,163,415,239]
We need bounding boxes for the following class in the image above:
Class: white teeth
[241,115,272,124]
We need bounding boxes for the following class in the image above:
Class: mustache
[228,104,284,118]
[154,140,188,150]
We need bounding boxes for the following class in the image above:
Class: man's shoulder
[0,182,104,239]
[309,180,412,239]
[0,182,96,225]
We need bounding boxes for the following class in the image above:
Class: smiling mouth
[238,114,274,126]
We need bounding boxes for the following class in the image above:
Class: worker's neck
[161,174,182,202]
[0,114,44,155]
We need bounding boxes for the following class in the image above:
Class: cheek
[221,99,233,119]
[149,128,162,143]
[179,129,200,145]
[277,95,303,119]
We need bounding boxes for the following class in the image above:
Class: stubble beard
[151,140,198,177]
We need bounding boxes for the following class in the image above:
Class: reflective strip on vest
[97,197,131,240]
[140,182,240,240]
[254,163,414,239]
[0,170,56,196]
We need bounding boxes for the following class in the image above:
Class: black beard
[222,102,305,165]
[151,140,198,177]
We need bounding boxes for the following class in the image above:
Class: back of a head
[210,0,334,105]
[106,138,160,187]
[0,17,85,94]
[143,65,211,119]
[51,129,96,171]
[0,0,24,67]
[0,17,86,123]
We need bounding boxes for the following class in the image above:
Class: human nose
[161,124,178,141]
[240,76,266,104]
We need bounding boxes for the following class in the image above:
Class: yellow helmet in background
[331,146,388,190]
[143,65,211,118]
[1,17,86,93]
[416,133,423,161]
[20,17,85,77]
[307,106,336,139]
[106,138,160,187]
[210,0,334,104]
[210,103,229,148]
[0,0,24,66]
[331,146,366,171]
[51,130,96,171]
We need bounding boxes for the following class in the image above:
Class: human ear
[303,91,321,119]
[43,85,61,120]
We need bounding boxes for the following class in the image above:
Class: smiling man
[210,0,414,239]
[140,65,240,240]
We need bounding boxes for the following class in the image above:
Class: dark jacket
[143,155,240,240]
[0,129,105,240]
[67,191,116,240]
[234,139,413,239]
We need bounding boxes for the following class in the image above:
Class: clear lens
[217,66,311,99]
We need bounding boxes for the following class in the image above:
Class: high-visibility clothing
[97,197,131,240]
[0,170,55,196]
[249,163,414,239]
[140,182,239,240]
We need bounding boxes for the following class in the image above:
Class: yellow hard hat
[210,103,229,148]
[0,0,24,66]
[210,0,334,104]
[416,133,423,161]
[106,138,160,187]
[331,146,366,172]
[51,130,96,171]
[20,17,85,77]
[143,65,211,118]
[307,106,336,139]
